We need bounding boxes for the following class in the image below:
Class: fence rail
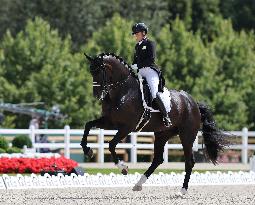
[1,126,255,164]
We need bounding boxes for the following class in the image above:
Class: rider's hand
[131,64,138,76]
[131,64,138,71]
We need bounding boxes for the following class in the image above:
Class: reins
[99,70,132,100]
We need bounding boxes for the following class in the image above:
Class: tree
[0,17,99,128]
[156,18,251,130]
[156,19,214,92]
[84,14,134,63]
[166,0,192,29]
[208,19,255,129]
[117,0,169,37]
[0,49,17,101]
[220,0,255,32]
[0,0,118,50]
[191,0,221,41]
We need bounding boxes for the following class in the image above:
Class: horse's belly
[140,112,168,132]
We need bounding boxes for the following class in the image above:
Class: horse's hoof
[121,167,128,175]
[87,148,94,158]
[132,185,142,191]
[180,187,188,195]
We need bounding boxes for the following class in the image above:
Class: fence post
[98,129,104,163]
[242,127,248,164]
[29,125,35,149]
[163,141,168,163]
[193,135,199,152]
[64,125,70,159]
[131,133,137,163]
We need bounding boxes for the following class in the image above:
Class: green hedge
[6,147,22,154]
[0,137,8,150]
[0,148,6,153]
[12,135,32,149]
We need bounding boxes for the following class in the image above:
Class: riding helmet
[132,23,148,35]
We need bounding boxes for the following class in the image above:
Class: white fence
[1,126,255,164]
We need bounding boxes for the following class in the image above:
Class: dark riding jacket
[132,37,165,92]
[132,38,157,69]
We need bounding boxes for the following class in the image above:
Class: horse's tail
[197,102,229,164]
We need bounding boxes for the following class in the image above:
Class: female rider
[131,22,171,127]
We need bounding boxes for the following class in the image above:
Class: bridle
[92,58,132,101]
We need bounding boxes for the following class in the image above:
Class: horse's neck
[118,67,130,79]
[107,75,138,102]
[101,74,142,119]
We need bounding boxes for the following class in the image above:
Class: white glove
[131,64,138,71]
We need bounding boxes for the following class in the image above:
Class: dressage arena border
[0,171,255,190]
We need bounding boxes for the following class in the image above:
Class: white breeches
[138,67,159,99]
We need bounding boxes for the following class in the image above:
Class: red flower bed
[0,157,78,174]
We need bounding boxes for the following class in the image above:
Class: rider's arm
[132,47,138,71]
[142,41,156,66]
[132,50,138,65]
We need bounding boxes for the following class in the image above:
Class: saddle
[139,77,171,112]
[135,76,172,131]
[142,79,154,109]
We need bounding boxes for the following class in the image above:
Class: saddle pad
[138,76,171,113]
[157,87,171,113]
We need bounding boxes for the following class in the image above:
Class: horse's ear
[84,53,93,62]
[104,63,113,71]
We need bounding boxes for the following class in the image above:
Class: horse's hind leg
[133,130,176,191]
[179,129,197,194]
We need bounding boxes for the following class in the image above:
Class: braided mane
[97,52,132,71]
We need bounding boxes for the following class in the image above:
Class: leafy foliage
[0,148,6,153]
[0,17,99,128]
[0,137,8,150]
[12,135,32,149]
[157,18,255,130]
[84,14,134,62]
[0,3,255,130]
[0,0,118,50]
[6,147,21,154]
[220,0,255,31]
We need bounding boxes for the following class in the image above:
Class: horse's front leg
[80,117,106,158]
[108,128,131,175]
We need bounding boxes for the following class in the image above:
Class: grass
[0,169,181,176]
[85,168,180,175]
[83,168,241,175]
[0,169,246,176]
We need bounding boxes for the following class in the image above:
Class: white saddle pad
[138,76,171,113]
[157,87,171,113]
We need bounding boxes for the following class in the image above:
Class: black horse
[81,53,228,194]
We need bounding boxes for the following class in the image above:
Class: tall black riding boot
[155,93,172,127]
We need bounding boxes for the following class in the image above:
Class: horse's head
[84,53,131,100]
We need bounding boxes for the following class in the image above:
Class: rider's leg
[139,67,171,127]
[155,93,172,127]
[138,67,159,99]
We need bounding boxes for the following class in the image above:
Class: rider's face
[133,32,145,42]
